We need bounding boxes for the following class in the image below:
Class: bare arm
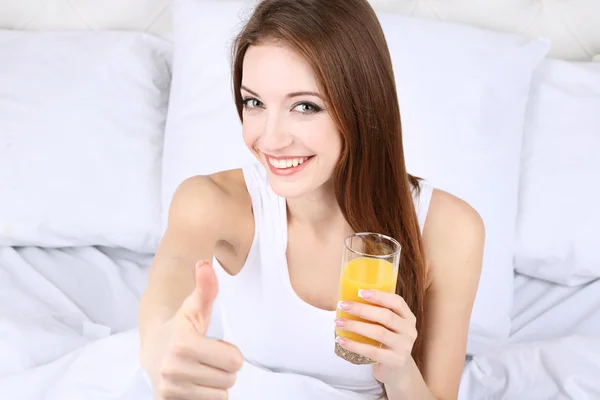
[138,175,226,347]
[387,189,485,400]
[421,190,484,399]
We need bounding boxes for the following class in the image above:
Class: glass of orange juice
[334,232,401,365]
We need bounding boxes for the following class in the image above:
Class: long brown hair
[231,0,428,368]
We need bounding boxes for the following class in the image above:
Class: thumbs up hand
[144,261,244,400]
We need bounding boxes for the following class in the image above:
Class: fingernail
[334,318,345,327]
[338,301,350,311]
[336,336,347,345]
[196,260,209,270]
[358,289,372,299]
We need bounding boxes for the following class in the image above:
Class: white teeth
[268,156,309,169]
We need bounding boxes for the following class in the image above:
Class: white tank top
[212,163,433,398]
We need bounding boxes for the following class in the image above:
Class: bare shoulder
[424,189,485,241]
[422,189,485,290]
[168,169,252,242]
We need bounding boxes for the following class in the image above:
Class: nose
[260,109,293,151]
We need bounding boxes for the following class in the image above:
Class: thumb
[179,260,219,335]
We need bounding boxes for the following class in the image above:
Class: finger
[179,260,219,335]
[158,379,228,400]
[335,318,399,349]
[357,290,415,320]
[338,301,402,333]
[170,337,244,373]
[335,336,402,366]
[161,356,237,389]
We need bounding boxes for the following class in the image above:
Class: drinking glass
[334,232,401,365]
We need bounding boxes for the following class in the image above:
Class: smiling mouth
[266,155,313,169]
[262,153,316,176]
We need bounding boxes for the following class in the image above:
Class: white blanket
[460,274,600,399]
[0,245,151,399]
[0,246,374,400]
[460,335,600,400]
[0,327,375,400]
[1,247,599,399]
[5,328,600,400]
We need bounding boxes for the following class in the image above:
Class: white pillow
[376,15,550,353]
[161,1,257,227]
[515,59,600,286]
[164,1,550,354]
[0,31,171,253]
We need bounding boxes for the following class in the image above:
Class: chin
[265,173,313,199]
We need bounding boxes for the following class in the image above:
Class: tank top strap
[241,163,288,251]
[411,180,434,234]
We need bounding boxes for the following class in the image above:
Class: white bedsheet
[460,274,600,399]
[510,273,600,343]
[2,248,599,399]
[0,246,153,399]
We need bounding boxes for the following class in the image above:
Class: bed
[1,1,599,399]
[2,249,599,399]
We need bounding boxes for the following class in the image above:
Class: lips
[266,156,311,169]
[263,154,315,176]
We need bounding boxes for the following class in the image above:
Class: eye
[293,102,322,114]
[242,97,263,109]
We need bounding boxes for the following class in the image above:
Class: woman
[138,0,484,399]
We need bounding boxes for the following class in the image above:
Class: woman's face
[240,43,342,199]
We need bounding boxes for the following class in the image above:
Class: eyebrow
[240,85,323,100]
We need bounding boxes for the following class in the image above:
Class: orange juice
[335,257,397,346]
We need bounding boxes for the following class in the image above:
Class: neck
[286,180,351,235]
